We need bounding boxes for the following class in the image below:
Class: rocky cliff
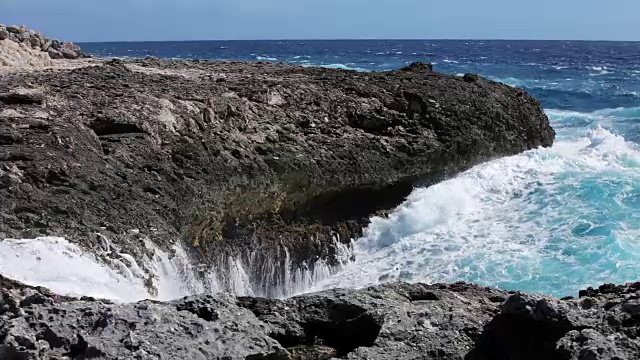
[1,275,638,359]
[0,58,555,295]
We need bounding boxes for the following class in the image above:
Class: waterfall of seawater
[0,235,353,302]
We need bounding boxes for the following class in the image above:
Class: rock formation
[0,24,86,70]
[1,275,639,359]
[0,57,555,295]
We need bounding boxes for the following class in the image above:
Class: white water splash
[304,123,640,297]
[0,235,353,302]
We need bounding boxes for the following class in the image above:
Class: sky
[0,0,638,42]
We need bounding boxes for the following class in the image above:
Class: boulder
[47,48,63,59]
[29,34,41,49]
[40,39,52,52]
[60,48,79,59]
[399,61,433,72]
[0,27,7,41]
[16,31,30,44]
[50,39,60,50]
[6,25,22,34]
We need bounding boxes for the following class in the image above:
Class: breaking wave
[304,108,640,298]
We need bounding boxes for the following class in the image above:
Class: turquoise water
[310,111,640,297]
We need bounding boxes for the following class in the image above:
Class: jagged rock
[399,61,433,72]
[2,276,640,359]
[0,27,8,41]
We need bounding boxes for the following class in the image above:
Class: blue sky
[1,0,638,42]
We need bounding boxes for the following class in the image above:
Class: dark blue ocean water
[81,40,640,297]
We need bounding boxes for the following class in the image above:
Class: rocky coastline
[4,27,637,359]
[1,275,639,359]
[0,55,554,296]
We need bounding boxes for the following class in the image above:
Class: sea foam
[300,112,640,298]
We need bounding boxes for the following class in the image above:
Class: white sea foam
[301,121,640,297]
[0,235,353,302]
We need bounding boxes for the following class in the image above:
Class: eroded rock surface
[0,58,554,294]
[1,276,639,359]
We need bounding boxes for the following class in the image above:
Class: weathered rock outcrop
[1,275,639,359]
[0,58,555,294]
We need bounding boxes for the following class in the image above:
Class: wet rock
[463,73,480,82]
[399,61,433,72]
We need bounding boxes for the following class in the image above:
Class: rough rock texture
[1,275,639,359]
[0,58,554,294]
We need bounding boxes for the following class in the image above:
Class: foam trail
[305,120,640,298]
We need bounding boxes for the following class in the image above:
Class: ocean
[2,40,638,301]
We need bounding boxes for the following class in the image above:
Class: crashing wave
[303,113,640,298]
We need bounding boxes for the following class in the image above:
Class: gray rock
[50,39,60,50]
[40,39,52,52]
[3,276,640,359]
[556,329,630,360]
[16,31,30,45]
[60,48,79,59]
[6,25,22,34]
[47,48,62,59]
[29,34,41,49]
[0,27,7,41]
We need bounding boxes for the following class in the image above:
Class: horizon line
[76,38,640,44]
